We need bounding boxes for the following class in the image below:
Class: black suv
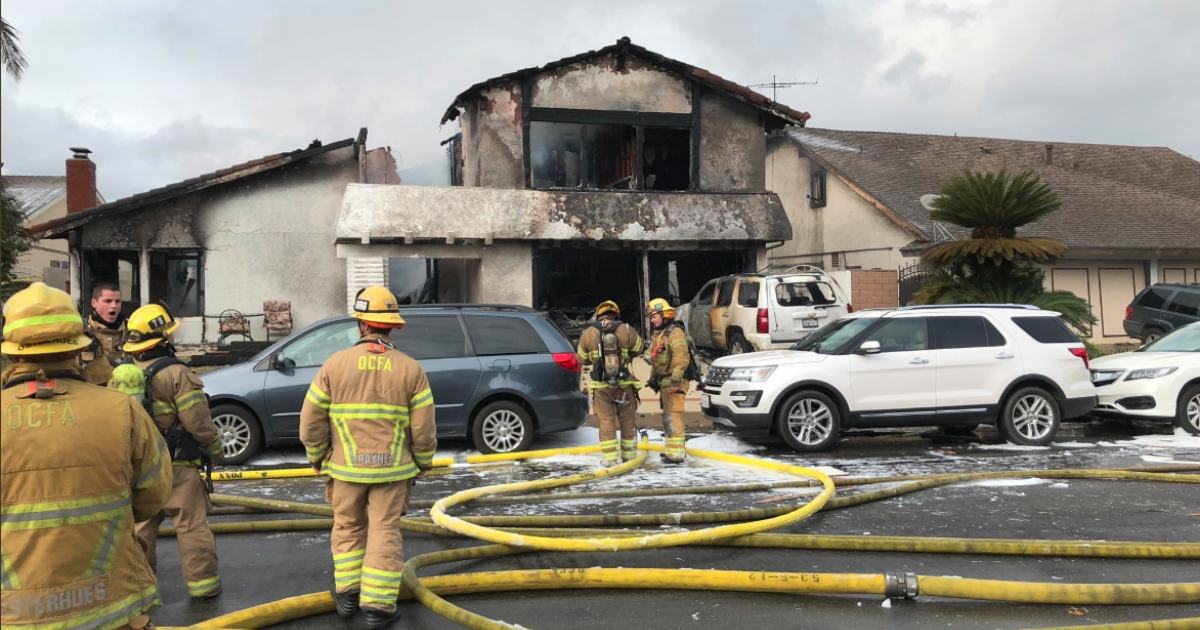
[1124,284,1200,343]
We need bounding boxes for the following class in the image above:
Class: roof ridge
[796,127,1175,151]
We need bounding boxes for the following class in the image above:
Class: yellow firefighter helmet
[595,300,620,318]
[646,298,676,319]
[1,282,92,356]
[123,302,180,354]
[351,285,406,328]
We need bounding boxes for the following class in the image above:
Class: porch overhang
[336,184,792,243]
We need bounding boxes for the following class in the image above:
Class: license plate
[802,318,820,329]
[701,394,711,409]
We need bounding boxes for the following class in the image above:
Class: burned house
[33,130,396,344]
[335,38,808,320]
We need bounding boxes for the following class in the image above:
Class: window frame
[930,315,1006,350]
[736,279,761,308]
[1166,290,1200,318]
[859,317,931,354]
[277,320,360,369]
[526,107,695,192]
[715,277,737,308]
[389,313,471,360]
[148,248,204,318]
[810,166,827,208]
[693,279,719,307]
[463,314,550,357]
[1137,287,1174,311]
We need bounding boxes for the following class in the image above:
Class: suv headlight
[727,366,775,382]
[1125,367,1178,381]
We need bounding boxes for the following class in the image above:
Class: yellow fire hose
[166,441,1200,630]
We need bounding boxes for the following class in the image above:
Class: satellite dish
[920,194,942,211]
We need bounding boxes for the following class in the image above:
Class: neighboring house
[766,128,1200,343]
[33,130,397,344]
[4,153,105,291]
[334,37,808,319]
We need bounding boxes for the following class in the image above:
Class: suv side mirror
[271,353,295,371]
[855,340,882,355]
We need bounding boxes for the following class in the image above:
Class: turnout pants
[135,465,220,598]
[594,387,639,464]
[328,478,413,613]
[659,382,688,461]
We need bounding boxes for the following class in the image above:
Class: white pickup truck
[677,266,852,354]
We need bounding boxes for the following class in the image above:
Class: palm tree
[2,16,28,80]
[914,169,1096,333]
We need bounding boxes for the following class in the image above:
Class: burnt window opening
[530,120,691,191]
[149,249,203,318]
[642,128,690,191]
[388,258,438,305]
[810,167,827,208]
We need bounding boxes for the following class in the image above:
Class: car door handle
[909,357,930,365]
[995,353,1015,360]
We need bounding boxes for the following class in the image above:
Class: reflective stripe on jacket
[133,359,222,465]
[299,335,438,484]
[1,360,172,630]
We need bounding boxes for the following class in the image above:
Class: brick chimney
[66,147,97,214]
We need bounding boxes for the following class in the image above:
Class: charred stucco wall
[78,146,359,343]
[699,87,766,192]
[531,55,691,113]
[460,83,524,189]
[479,242,534,307]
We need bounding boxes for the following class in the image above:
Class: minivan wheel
[1000,387,1060,446]
[728,332,752,355]
[776,390,841,452]
[1142,327,1164,344]
[210,404,264,465]
[1176,385,1200,436]
[472,401,535,454]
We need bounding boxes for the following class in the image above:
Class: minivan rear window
[464,315,548,356]
[1137,288,1173,311]
[775,282,835,307]
[1012,317,1080,344]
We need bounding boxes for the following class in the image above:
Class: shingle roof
[3,175,67,220]
[33,137,357,238]
[789,128,1200,251]
[442,37,811,128]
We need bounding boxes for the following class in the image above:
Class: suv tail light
[757,308,769,334]
[1124,306,1133,320]
[1068,346,1089,370]
[847,304,854,314]
[552,352,582,373]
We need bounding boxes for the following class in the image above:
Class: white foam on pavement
[959,478,1047,488]
[687,433,766,454]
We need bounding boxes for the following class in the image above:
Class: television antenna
[748,75,818,102]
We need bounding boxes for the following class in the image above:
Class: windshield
[1138,325,1200,352]
[791,317,877,354]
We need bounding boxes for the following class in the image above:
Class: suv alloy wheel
[776,390,841,452]
[999,387,1060,446]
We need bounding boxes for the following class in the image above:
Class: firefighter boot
[332,584,359,618]
[364,606,402,629]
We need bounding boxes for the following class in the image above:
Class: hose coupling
[884,571,919,599]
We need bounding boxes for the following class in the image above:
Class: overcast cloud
[2,0,1197,200]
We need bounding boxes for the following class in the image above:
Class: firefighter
[124,303,224,601]
[300,286,437,630]
[87,282,130,365]
[1,282,173,630]
[645,298,690,464]
[576,300,643,466]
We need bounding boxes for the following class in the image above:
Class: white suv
[699,305,1097,452]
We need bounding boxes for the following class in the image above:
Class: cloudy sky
[2,0,1197,200]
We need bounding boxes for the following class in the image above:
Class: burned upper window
[530,117,691,191]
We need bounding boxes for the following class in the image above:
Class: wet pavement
[154,420,1200,629]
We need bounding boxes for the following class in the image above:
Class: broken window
[642,128,690,191]
[530,119,691,191]
[388,258,437,305]
[150,250,203,317]
[810,167,827,208]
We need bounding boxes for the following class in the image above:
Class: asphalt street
[153,420,1200,630]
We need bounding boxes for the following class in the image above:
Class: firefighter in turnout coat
[1,283,173,630]
[124,303,224,601]
[646,298,690,463]
[576,301,643,466]
[300,286,437,630]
